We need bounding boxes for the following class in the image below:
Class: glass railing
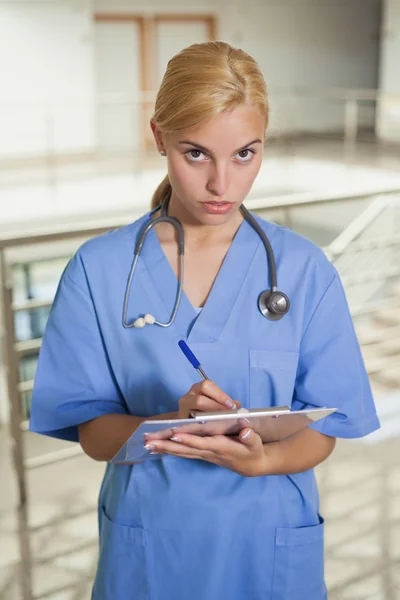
[327,194,400,315]
[1,188,399,600]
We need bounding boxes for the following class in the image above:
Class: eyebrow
[178,138,262,154]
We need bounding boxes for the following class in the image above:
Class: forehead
[172,105,265,149]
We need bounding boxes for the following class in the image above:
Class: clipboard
[110,406,337,464]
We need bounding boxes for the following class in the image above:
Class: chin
[210,213,235,224]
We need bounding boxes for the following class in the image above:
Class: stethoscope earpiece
[133,314,156,328]
[258,290,290,322]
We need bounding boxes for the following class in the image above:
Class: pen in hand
[178,340,210,381]
[178,340,239,417]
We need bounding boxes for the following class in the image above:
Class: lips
[201,201,234,215]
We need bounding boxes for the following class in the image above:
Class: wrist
[260,441,284,476]
[147,411,179,422]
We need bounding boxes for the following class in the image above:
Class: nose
[206,163,228,197]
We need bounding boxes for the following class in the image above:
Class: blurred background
[0,0,399,598]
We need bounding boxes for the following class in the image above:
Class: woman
[30,41,379,599]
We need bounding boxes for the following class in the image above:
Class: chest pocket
[249,349,299,409]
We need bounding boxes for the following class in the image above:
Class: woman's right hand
[178,380,241,419]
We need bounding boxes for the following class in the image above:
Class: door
[94,20,142,153]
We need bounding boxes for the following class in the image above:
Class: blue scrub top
[30,212,380,600]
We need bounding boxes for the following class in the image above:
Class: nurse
[30,41,380,599]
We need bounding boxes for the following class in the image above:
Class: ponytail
[150,41,269,211]
[151,174,171,210]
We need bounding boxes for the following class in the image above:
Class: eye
[236,149,255,162]
[186,149,207,162]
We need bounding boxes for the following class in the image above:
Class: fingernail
[225,400,235,408]
[240,430,251,440]
[170,436,182,443]
[144,444,157,451]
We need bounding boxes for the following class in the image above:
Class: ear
[150,120,165,154]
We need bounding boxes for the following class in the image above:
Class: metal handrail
[17,380,35,394]
[245,188,400,213]
[14,338,42,357]
[13,298,53,312]
[1,188,399,250]
[327,195,395,258]
[341,266,400,286]
[331,234,400,253]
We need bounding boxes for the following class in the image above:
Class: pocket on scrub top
[271,517,326,600]
[92,506,148,599]
[249,349,299,408]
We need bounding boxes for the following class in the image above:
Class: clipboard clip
[189,407,251,419]
[188,407,289,419]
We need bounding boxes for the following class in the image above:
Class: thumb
[238,428,257,446]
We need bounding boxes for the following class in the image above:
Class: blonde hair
[150,41,269,209]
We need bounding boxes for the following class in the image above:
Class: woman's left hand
[144,428,269,477]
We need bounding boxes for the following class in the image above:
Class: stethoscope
[122,193,290,329]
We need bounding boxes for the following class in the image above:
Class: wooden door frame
[94,14,151,154]
[148,14,217,149]
[153,14,217,42]
[94,14,150,101]
[93,13,217,153]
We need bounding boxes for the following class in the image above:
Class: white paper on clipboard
[110,406,337,465]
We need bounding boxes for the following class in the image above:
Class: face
[151,104,266,226]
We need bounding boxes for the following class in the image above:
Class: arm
[79,380,237,462]
[261,427,336,476]
[78,411,178,462]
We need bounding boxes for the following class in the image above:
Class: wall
[0,0,381,161]
[217,0,381,135]
[0,1,95,159]
[376,0,400,142]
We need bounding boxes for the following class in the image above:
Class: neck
[158,191,244,249]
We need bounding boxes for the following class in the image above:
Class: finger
[238,428,263,449]
[192,395,237,413]
[190,380,235,409]
[146,439,215,459]
[166,433,248,459]
[169,433,227,452]
[156,450,220,465]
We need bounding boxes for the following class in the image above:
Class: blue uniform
[30,212,380,599]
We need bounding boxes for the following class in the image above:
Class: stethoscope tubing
[122,195,286,328]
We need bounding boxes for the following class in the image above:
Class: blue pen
[178,340,210,381]
[178,340,240,417]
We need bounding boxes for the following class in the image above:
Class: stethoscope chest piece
[258,289,290,321]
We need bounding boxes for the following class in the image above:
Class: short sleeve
[292,270,380,438]
[29,253,128,442]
